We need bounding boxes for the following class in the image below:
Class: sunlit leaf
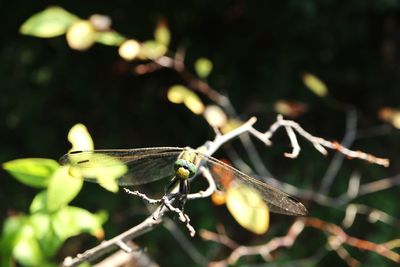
[13,223,43,266]
[30,191,48,213]
[68,153,127,193]
[29,213,50,240]
[68,123,94,152]
[118,39,141,61]
[1,215,26,266]
[52,206,106,240]
[226,184,270,234]
[274,100,308,118]
[167,85,204,114]
[203,105,227,128]
[29,213,62,258]
[47,166,83,212]
[301,72,328,97]
[20,6,79,38]
[195,58,213,79]
[139,40,167,60]
[154,20,170,46]
[97,31,126,46]
[3,158,59,188]
[66,20,96,51]
[184,94,205,115]
[167,85,189,104]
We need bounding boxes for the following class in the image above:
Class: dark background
[1,1,400,266]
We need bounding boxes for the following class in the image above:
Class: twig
[306,217,400,263]
[319,108,358,194]
[205,219,306,267]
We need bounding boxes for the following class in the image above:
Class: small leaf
[154,20,170,46]
[52,206,106,240]
[184,94,205,115]
[3,158,59,188]
[194,58,213,79]
[66,20,96,51]
[1,216,26,267]
[30,191,48,213]
[167,85,204,115]
[167,85,189,104]
[47,166,83,212]
[301,72,328,97]
[226,184,270,234]
[13,223,43,266]
[29,213,62,258]
[118,39,141,61]
[20,6,79,38]
[67,152,126,193]
[203,105,227,128]
[68,123,94,152]
[139,40,167,60]
[97,31,126,46]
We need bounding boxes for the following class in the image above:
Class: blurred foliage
[2,1,400,266]
[1,124,106,266]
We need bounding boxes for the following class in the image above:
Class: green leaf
[30,213,63,258]
[13,222,43,266]
[20,6,79,38]
[301,72,328,97]
[154,21,170,46]
[167,85,205,115]
[52,206,106,240]
[30,191,48,213]
[194,58,213,79]
[139,40,167,60]
[47,166,83,212]
[3,158,59,188]
[96,31,126,46]
[1,215,27,267]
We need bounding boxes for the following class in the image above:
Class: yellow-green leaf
[302,72,328,97]
[13,223,43,266]
[68,123,94,152]
[226,184,270,234]
[46,166,83,212]
[139,40,167,60]
[66,20,97,51]
[3,158,59,188]
[203,105,227,128]
[96,31,126,46]
[194,58,213,79]
[118,39,141,61]
[20,6,79,38]
[52,206,106,240]
[154,21,170,46]
[67,153,127,193]
[167,85,204,115]
[30,191,48,213]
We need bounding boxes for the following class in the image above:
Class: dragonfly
[60,147,308,216]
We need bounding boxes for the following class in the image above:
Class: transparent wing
[59,147,184,186]
[202,154,308,216]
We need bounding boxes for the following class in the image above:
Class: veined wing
[60,147,184,186]
[201,154,308,216]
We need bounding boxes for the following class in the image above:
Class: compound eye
[187,163,197,178]
[174,159,186,171]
